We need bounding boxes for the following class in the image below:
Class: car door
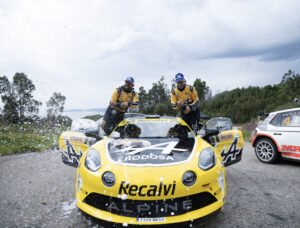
[214,129,244,167]
[59,131,96,167]
[205,129,244,167]
[59,119,98,167]
[268,110,300,158]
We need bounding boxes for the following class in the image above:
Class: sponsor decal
[220,134,233,141]
[114,141,187,155]
[122,153,174,161]
[133,119,177,124]
[107,199,192,213]
[220,133,242,165]
[61,138,83,167]
[283,116,290,126]
[280,145,300,152]
[70,136,84,143]
[209,135,220,146]
[69,136,95,146]
[119,181,176,197]
[108,138,195,165]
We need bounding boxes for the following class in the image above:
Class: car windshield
[111,118,193,139]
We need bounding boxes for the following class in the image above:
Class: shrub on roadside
[0,122,69,156]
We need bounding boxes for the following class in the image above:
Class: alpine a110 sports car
[252,107,300,163]
[59,115,244,226]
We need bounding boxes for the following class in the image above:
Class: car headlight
[84,149,101,172]
[199,147,215,170]
[182,171,197,186]
[102,171,116,187]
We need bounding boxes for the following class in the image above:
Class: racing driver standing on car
[170,73,200,134]
[101,77,139,135]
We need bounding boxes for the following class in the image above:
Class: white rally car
[252,107,300,163]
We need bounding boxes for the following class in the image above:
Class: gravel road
[1,142,299,228]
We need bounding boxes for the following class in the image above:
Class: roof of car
[125,115,178,120]
[270,107,300,115]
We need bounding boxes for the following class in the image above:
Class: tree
[46,92,66,119]
[147,76,170,106]
[138,86,147,112]
[193,78,209,102]
[200,70,300,123]
[0,73,41,123]
[280,70,300,100]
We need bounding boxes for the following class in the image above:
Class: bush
[0,122,69,155]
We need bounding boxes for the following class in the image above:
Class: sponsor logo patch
[280,145,300,152]
[220,134,233,141]
[122,153,174,161]
[119,181,176,197]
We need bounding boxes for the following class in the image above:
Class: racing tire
[255,138,278,164]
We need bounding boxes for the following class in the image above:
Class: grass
[0,123,68,156]
[235,119,257,142]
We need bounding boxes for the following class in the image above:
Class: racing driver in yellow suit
[102,77,139,135]
[170,73,200,134]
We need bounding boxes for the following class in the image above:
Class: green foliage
[200,70,300,123]
[0,73,42,123]
[0,122,69,155]
[193,78,209,101]
[46,92,66,118]
[138,86,147,112]
[138,76,177,116]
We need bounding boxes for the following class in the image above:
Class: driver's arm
[110,89,120,108]
[189,87,200,111]
[170,89,180,110]
[129,91,139,109]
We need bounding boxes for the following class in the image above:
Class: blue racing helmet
[175,73,185,82]
[125,76,134,84]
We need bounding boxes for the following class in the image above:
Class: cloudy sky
[1,0,300,112]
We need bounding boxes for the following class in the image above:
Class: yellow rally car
[59,115,244,226]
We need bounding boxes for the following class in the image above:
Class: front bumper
[75,172,226,225]
[77,194,224,225]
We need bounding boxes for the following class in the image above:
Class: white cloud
[1,0,300,111]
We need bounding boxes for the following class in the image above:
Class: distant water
[63,110,104,120]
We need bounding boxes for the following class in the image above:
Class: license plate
[136,218,166,222]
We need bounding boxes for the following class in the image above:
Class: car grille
[83,192,217,218]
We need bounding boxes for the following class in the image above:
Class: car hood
[105,138,196,166]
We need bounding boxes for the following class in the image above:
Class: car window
[280,111,300,127]
[270,113,282,126]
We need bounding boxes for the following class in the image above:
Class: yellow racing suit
[170,84,200,133]
[102,86,138,135]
